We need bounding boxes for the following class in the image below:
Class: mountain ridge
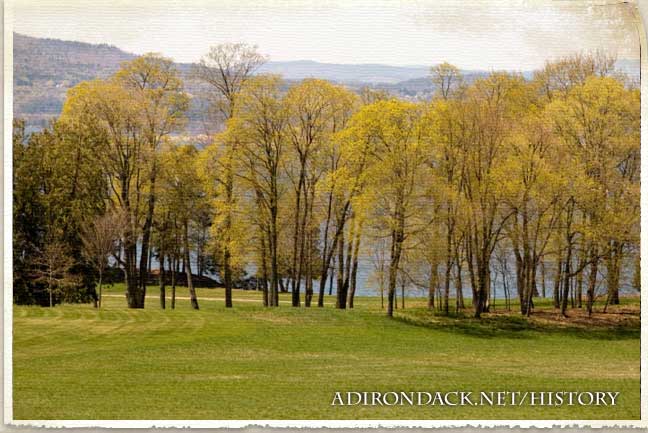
[13,32,639,133]
[13,32,476,85]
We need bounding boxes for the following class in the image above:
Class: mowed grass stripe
[13,287,640,420]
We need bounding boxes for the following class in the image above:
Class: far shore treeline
[13,45,639,318]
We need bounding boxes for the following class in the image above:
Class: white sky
[10,0,641,70]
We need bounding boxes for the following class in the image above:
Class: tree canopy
[14,51,639,320]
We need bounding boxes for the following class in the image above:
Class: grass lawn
[13,284,640,420]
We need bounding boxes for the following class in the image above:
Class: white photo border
[2,0,647,428]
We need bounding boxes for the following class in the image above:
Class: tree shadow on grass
[392,308,640,341]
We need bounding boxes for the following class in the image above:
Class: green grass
[13,285,640,420]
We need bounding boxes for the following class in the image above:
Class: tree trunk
[317,194,353,307]
[269,196,280,307]
[501,268,510,311]
[395,288,398,310]
[124,238,143,308]
[465,236,477,314]
[139,168,157,305]
[184,220,199,310]
[260,229,270,307]
[560,242,573,317]
[336,228,347,309]
[223,169,234,308]
[473,260,489,318]
[387,202,405,318]
[586,246,599,317]
[348,226,361,309]
[290,174,304,307]
[169,254,177,309]
[317,190,334,307]
[304,259,313,308]
[443,236,452,315]
[540,259,546,298]
[576,249,586,308]
[525,256,537,316]
[304,194,315,307]
[484,265,491,313]
[159,252,166,309]
[98,270,103,309]
[455,249,465,309]
[427,265,436,310]
[514,246,525,311]
[328,261,335,296]
[553,257,562,309]
[120,174,143,309]
[606,241,622,306]
[380,268,385,310]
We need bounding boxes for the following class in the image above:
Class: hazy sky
[11,0,641,70]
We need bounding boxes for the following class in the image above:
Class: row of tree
[13,47,639,318]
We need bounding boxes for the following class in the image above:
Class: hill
[13,33,135,131]
[13,33,639,134]
[259,60,431,83]
[13,33,135,85]
[12,33,440,133]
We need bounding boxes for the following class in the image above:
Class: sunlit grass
[13,285,640,420]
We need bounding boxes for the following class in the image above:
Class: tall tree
[339,100,433,316]
[115,54,189,303]
[284,79,357,306]
[158,144,207,310]
[228,75,288,307]
[547,76,639,315]
[62,54,187,308]
[459,73,531,318]
[13,117,107,305]
[498,111,566,316]
[193,44,267,308]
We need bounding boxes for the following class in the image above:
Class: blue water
[133,244,637,299]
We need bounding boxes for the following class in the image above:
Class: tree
[498,111,566,316]
[430,62,464,100]
[61,54,188,309]
[17,46,638,322]
[158,144,207,310]
[534,51,616,101]
[226,75,287,307]
[81,211,125,308]
[32,241,75,307]
[13,119,46,304]
[547,76,639,315]
[294,89,362,309]
[13,117,107,305]
[429,97,471,315]
[339,100,433,316]
[193,43,268,122]
[458,73,532,318]
[115,54,189,303]
[284,79,358,306]
[62,79,145,307]
[193,43,267,308]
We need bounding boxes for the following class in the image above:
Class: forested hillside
[14,34,133,130]
[14,33,640,137]
[13,33,489,133]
